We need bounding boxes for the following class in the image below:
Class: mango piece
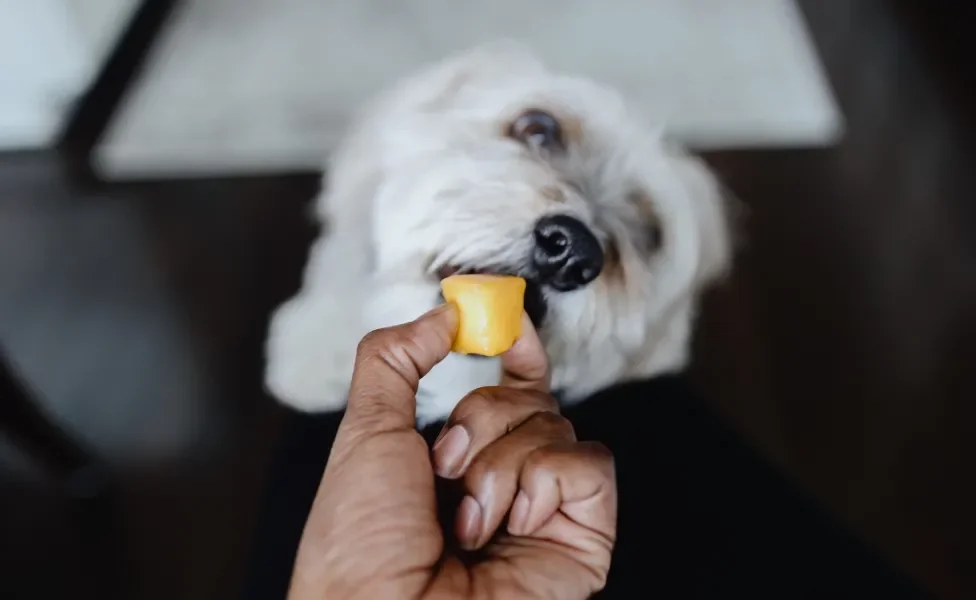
[440,274,526,356]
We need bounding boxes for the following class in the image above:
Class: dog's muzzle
[433,214,602,329]
[532,215,604,292]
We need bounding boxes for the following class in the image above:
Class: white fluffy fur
[265,41,732,426]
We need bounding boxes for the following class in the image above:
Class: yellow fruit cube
[440,274,526,356]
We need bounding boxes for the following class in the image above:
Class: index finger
[500,312,550,391]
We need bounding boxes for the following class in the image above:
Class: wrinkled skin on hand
[288,304,617,600]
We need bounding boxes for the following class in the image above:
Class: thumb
[500,312,550,391]
[344,303,459,432]
[293,305,458,599]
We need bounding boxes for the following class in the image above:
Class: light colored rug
[0,0,139,149]
[94,0,842,180]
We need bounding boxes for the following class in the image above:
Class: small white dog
[265,42,732,426]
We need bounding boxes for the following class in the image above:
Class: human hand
[287,303,616,599]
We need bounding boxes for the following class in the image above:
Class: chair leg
[0,355,98,480]
[0,352,129,599]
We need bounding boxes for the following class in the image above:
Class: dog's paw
[264,291,361,414]
[266,372,351,414]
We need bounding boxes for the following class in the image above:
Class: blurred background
[0,0,973,598]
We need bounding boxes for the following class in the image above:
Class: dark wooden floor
[1,1,974,599]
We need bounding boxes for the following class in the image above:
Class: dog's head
[332,42,732,398]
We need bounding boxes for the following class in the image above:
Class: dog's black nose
[532,215,604,291]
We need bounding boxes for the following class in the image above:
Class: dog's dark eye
[646,223,663,253]
[509,109,564,152]
[628,190,664,254]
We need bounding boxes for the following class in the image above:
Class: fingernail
[508,490,531,535]
[422,303,451,317]
[432,425,469,478]
[421,302,458,323]
[457,495,482,550]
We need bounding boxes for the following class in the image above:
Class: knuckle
[578,441,616,478]
[509,388,559,413]
[530,411,575,438]
[530,389,560,412]
[453,388,497,421]
[356,327,419,380]
[523,439,614,479]
[522,444,556,475]
[579,440,613,460]
[356,328,391,357]
[464,387,498,409]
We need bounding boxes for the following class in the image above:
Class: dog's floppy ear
[263,136,379,412]
[668,149,735,288]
